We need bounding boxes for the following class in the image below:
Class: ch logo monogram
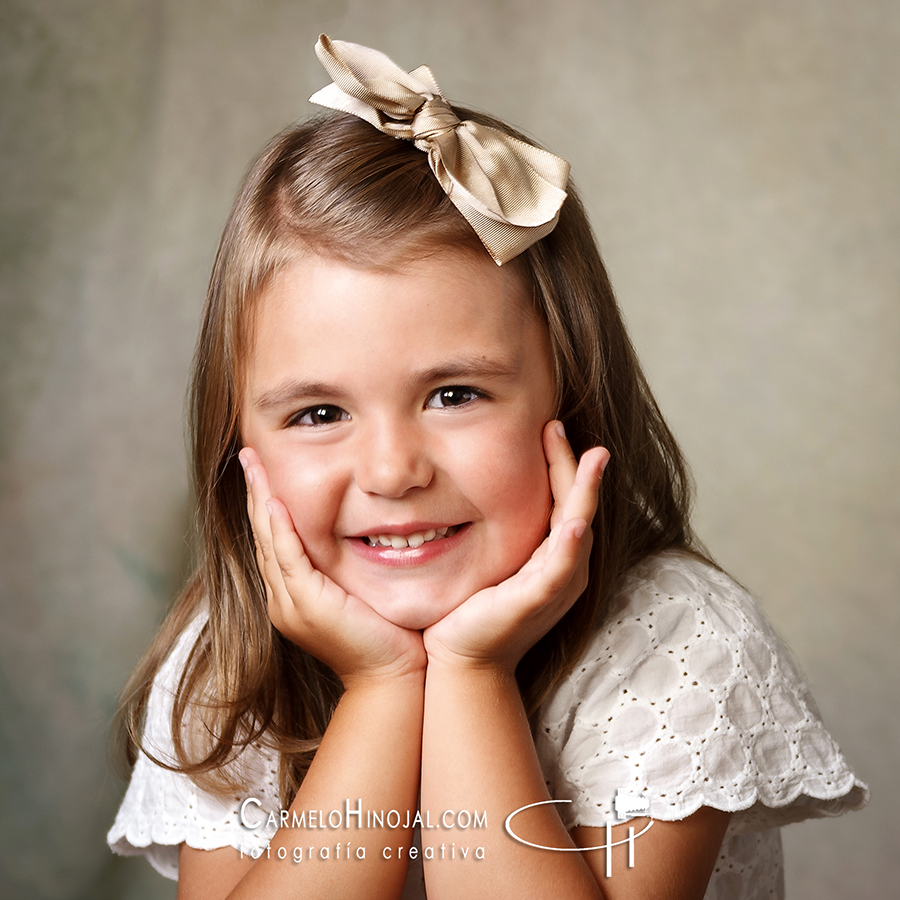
[504,789,653,877]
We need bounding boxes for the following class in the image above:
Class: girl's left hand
[423,421,609,672]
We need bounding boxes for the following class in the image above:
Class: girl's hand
[422,422,608,672]
[239,448,427,686]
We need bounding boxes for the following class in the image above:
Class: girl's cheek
[264,452,334,530]
[485,425,552,524]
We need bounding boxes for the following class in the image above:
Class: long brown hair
[115,110,703,805]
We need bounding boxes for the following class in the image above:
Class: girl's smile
[240,249,557,629]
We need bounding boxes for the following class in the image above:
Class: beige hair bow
[309,35,570,265]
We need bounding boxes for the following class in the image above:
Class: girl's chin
[360,591,468,631]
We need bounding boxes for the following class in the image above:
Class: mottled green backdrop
[1,1,897,897]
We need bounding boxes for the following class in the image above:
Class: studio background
[1,1,896,897]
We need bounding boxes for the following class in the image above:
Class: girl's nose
[354,420,434,498]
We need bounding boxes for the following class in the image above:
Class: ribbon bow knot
[309,35,570,264]
[411,98,460,146]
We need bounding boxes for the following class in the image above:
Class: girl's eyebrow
[252,355,521,412]
[253,380,342,412]
[412,356,521,386]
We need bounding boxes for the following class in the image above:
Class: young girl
[108,36,867,899]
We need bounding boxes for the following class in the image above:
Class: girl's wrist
[423,630,526,678]
[423,650,518,681]
[340,658,428,694]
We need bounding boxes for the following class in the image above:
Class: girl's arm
[421,667,730,900]
[421,661,601,898]
[177,451,427,900]
[571,810,731,899]
[420,425,729,899]
[179,672,424,900]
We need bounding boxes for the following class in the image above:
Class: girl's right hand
[239,447,427,687]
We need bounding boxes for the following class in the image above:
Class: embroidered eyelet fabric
[107,616,282,878]
[108,551,867,899]
[533,551,869,899]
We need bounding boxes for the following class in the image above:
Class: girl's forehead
[241,249,553,398]
[252,249,537,341]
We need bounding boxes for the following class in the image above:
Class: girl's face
[240,249,556,630]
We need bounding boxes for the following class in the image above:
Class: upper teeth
[366,527,452,549]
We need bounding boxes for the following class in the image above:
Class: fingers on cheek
[572,455,599,492]
[246,489,264,546]
[574,524,594,597]
[547,421,576,464]
[541,521,583,590]
[546,419,569,445]
[266,501,304,572]
[267,592,315,648]
[250,508,277,589]
[542,419,561,447]
[564,520,589,566]
[267,605,291,640]
[584,447,610,484]
[572,523,596,592]
[253,539,274,599]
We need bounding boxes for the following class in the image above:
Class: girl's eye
[290,405,349,427]
[426,386,484,409]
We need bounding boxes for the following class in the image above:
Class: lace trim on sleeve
[534,552,869,834]
[106,614,281,878]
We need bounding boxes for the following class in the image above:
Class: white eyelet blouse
[108,551,868,899]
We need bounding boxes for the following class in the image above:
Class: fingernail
[245,465,254,485]
[555,421,566,439]
[600,452,610,475]
[238,450,248,470]
[573,521,587,539]
[265,500,274,517]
